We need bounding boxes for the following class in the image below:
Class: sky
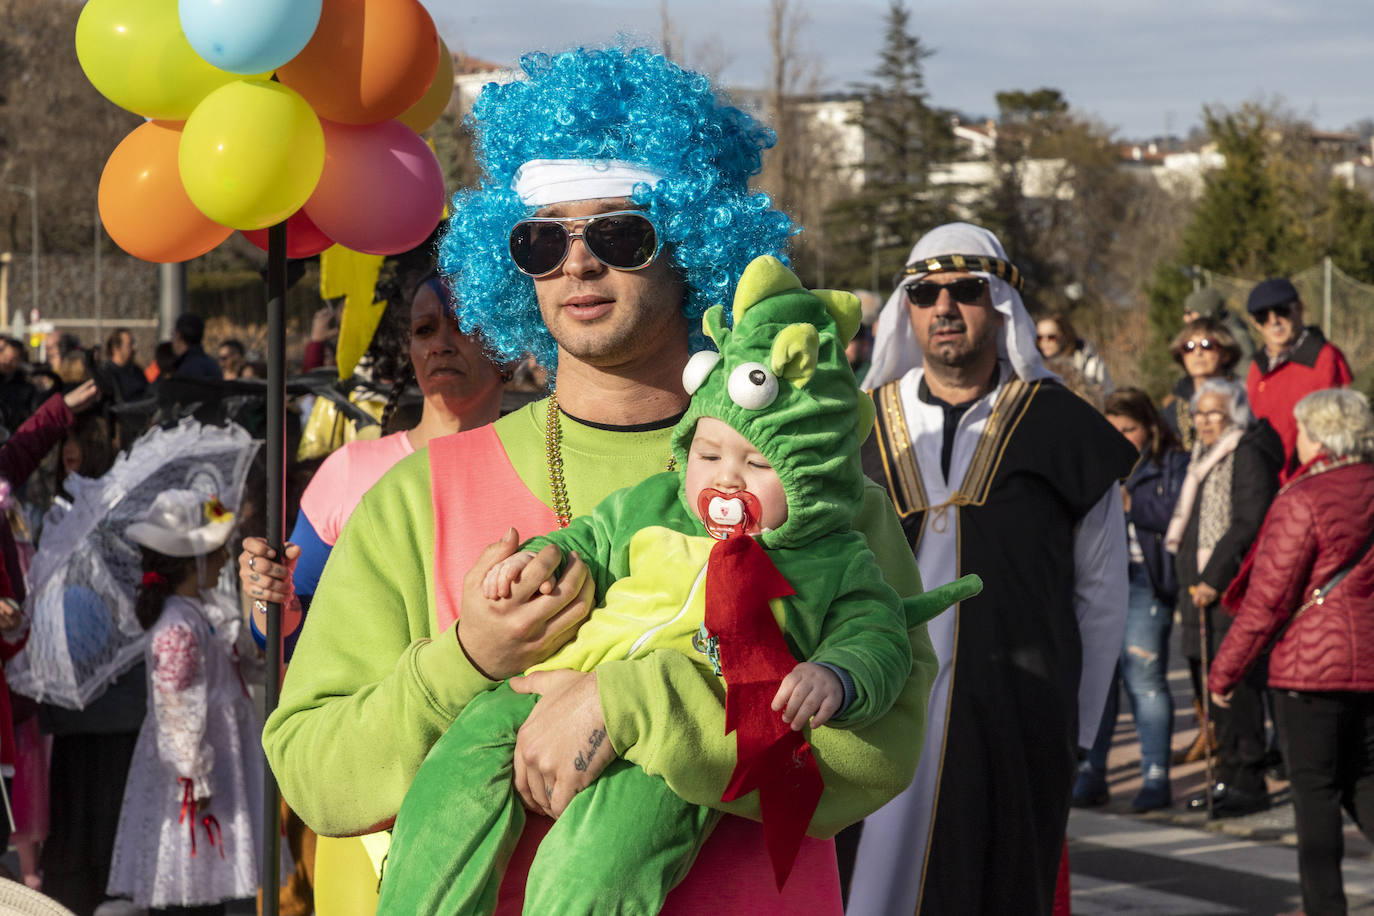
[425,0,1371,142]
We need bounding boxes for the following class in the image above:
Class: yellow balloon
[75,0,269,120]
[397,37,455,134]
[178,81,325,231]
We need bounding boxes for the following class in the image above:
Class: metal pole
[94,201,103,341]
[1323,256,1333,338]
[158,263,185,342]
[261,221,286,916]
[29,165,38,320]
[1,252,10,331]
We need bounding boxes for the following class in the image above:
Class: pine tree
[819,0,953,291]
[1142,104,1319,394]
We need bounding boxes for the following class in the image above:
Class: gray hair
[1293,388,1374,460]
[1190,377,1253,429]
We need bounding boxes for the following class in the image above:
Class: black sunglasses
[1181,338,1217,353]
[1252,304,1293,325]
[905,276,989,308]
[509,211,660,278]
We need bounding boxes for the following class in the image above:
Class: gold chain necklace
[545,393,676,529]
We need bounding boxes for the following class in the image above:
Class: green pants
[378,683,719,915]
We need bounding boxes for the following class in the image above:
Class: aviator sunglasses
[1181,338,1217,353]
[905,276,989,308]
[508,211,660,278]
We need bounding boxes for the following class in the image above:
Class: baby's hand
[481,550,547,600]
[772,662,844,731]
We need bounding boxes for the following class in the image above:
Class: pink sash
[429,427,842,915]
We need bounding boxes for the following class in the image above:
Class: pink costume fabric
[298,431,414,546]
[429,426,842,916]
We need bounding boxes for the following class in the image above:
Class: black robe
[857,376,1138,915]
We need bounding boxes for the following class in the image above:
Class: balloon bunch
[82,0,452,263]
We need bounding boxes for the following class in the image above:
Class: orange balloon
[397,36,454,133]
[276,0,439,125]
[98,121,233,263]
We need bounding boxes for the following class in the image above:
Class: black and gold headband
[903,254,1024,292]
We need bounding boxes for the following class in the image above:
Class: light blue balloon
[179,0,323,76]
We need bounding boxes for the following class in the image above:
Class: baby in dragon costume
[379,257,981,915]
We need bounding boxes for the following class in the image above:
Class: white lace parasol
[7,419,259,709]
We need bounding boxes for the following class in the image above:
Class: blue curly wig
[438,46,796,371]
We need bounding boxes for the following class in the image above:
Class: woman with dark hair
[1034,311,1112,395]
[1165,378,1284,817]
[237,265,505,910]
[1209,388,1374,915]
[1073,388,1188,811]
[1163,317,1243,449]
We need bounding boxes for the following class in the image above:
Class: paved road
[1069,807,1374,915]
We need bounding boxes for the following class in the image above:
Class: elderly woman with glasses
[1165,378,1284,817]
[1209,389,1374,916]
[1162,317,1245,450]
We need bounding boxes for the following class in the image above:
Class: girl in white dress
[107,490,264,915]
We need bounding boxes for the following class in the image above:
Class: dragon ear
[771,323,820,389]
[733,255,802,325]
[812,289,862,344]
[701,305,728,347]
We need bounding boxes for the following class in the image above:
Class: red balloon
[303,119,445,255]
[276,0,438,125]
[241,210,334,258]
[98,120,233,263]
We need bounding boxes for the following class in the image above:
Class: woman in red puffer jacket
[1209,387,1374,916]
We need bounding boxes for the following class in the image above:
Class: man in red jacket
[1245,277,1352,472]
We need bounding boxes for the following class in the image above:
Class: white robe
[845,364,1128,915]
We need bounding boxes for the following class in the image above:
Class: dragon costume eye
[682,350,722,396]
[727,362,778,410]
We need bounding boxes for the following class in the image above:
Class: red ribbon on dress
[702,533,823,890]
[178,777,226,859]
[178,778,198,857]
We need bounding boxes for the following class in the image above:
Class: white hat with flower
[125,489,235,557]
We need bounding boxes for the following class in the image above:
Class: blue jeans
[1088,564,1175,781]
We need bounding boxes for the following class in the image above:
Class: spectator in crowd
[218,338,247,380]
[0,336,37,435]
[170,313,221,380]
[302,306,339,373]
[1162,317,1244,450]
[1074,389,1189,812]
[107,491,267,915]
[1209,388,1374,916]
[1246,277,1352,471]
[1165,378,1283,818]
[45,333,82,379]
[102,328,148,403]
[239,264,506,910]
[1034,311,1112,396]
[1182,287,1255,379]
[148,341,177,387]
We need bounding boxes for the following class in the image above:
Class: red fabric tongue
[703,533,823,889]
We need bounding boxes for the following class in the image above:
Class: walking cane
[1194,587,1216,819]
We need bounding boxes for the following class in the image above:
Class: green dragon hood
[671,256,876,549]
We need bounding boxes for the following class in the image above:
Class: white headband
[511,158,668,207]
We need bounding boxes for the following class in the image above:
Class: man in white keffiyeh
[846,222,1136,915]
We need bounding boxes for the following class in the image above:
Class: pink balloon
[241,209,334,258]
[303,119,445,256]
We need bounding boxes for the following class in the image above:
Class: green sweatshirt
[262,404,936,840]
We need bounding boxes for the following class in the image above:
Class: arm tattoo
[572,727,608,773]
